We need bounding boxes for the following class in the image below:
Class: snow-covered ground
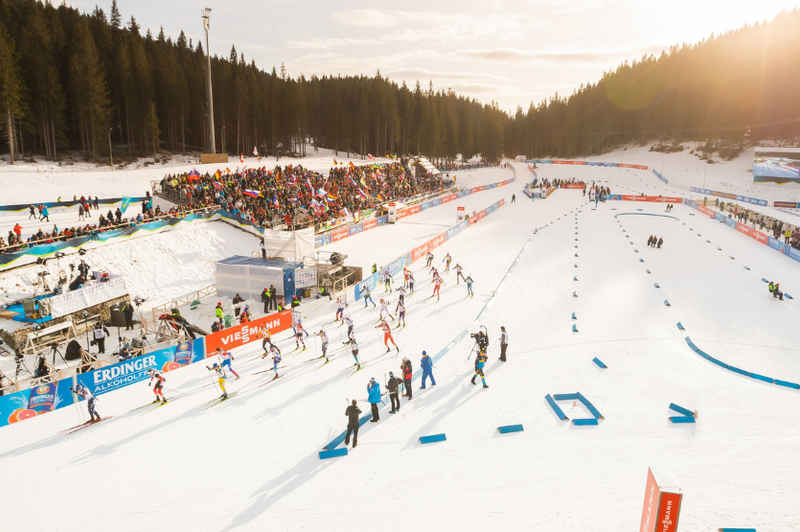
[1,161,798,531]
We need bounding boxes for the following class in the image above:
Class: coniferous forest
[0,0,798,164]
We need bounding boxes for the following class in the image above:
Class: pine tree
[0,20,24,163]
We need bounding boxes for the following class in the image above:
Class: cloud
[384,68,513,84]
[333,9,412,27]
[453,43,668,65]
[286,37,383,50]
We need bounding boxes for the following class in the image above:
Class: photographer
[77,259,91,278]
[92,322,110,354]
[69,273,86,291]
[471,330,488,352]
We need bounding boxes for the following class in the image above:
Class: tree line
[0,1,798,166]
[503,9,800,159]
[0,0,505,164]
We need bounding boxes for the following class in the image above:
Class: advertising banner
[774,201,800,208]
[620,164,649,170]
[640,467,683,532]
[27,383,58,414]
[354,273,379,302]
[753,147,800,185]
[76,352,171,396]
[204,310,292,352]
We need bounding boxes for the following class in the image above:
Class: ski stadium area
[1,151,799,532]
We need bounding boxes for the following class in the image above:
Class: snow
[1,160,799,531]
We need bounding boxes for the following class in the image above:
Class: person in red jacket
[376,319,398,353]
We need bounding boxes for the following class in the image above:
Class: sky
[81,0,799,112]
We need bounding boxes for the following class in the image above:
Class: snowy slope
[2,162,799,532]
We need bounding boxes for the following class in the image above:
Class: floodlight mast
[201,8,216,154]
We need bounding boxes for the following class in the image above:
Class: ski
[339,363,360,373]
[347,364,366,378]
[303,354,327,362]
[252,365,287,375]
[59,420,94,433]
[144,399,174,414]
[258,374,281,388]
[314,359,332,370]
[66,416,116,434]
[203,392,239,410]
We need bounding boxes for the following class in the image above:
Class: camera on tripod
[134,296,147,306]
[37,271,50,278]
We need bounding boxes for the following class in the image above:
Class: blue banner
[120,196,132,214]
[354,273,379,302]
[27,382,58,414]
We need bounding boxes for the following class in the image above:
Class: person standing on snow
[367,378,382,422]
[376,319,399,353]
[395,301,406,327]
[454,264,465,284]
[70,384,102,422]
[319,330,330,361]
[379,299,394,321]
[207,363,228,398]
[344,399,362,447]
[425,251,434,268]
[471,350,489,388]
[335,297,345,322]
[387,371,403,413]
[432,274,444,301]
[499,326,509,362]
[401,357,413,399]
[216,348,240,379]
[465,274,474,297]
[147,369,167,403]
[361,284,376,308]
[383,268,393,292]
[442,252,452,273]
[420,351,435,389]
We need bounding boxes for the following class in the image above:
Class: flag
[367,154,375,161]
[333,159,338,165]
[377,193,384,201]
[188,168,200,177]
[225,167,231,175]
[360,176,369,190]
[305,179,314,194]
[348,161,355,169]
[120,196,131,214]
[327,193,338,201]
[357,188,367,199]
[273,194,280,208]
[240,153,244,164]
[347,176,356,186]
[244,189,260,198]
[213,180,224,188]
[253,146,259,157]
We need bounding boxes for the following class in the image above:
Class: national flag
[377,193,384,201]
[333,159,338,165]
[253,146,259,157]
[348,162,355,169]
[240,153,244,164]
[188,168,200,177]
[213,180,224,188]
[120,196,131,214]
[305,179,314,194]
[357,188,367,199]
[225,167,231,175]
[360,176,369,190]
[327,193,338,201]
[367,154,375,161]
[273,194,280,208]
[347,176,357,186]
[244,189,260,198]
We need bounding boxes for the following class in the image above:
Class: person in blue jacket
[367,377,382,422]
[40,205,50,222]
[420,350,436,389]
[471,349,489,388]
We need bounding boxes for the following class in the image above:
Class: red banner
[412,242,430,262]
[737,224,752,237]
[332,228,349,242]
[619,195,683,203]
[440,194,457,204]
[563,184,584,189]
[553,160,586,165]
[205,310,292,353]
[697,205,715,217]
[620,164,649,170]
[363,219,377,231]
[752,229,768,244]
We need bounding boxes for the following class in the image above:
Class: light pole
[108,128,114,172]
[201,8,216,154]
[703,160,707,188]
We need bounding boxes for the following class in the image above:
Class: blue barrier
[572,324,578,332]
[775,379,800,389]
[498,424,524,434]
[573,276,578,281]
[319,448,349,459]
[749,373,774,384]
[669,403,694,417]
[553,393,579,401]
[718,528,757,531]
[573,418,598,426]
[728,366,750,377]
[419,433,447,444]
[696,349,711,360]
[640,258,644,262]
[575,253,579,257]
[664,300,671,306]
[573,291,578,298]
[593,357,607,369]
[677,322,685,330]
[545,395,568,420]
[654,283,660,288]
[571,312,577,319]
[708,357,728,368]
[670,416,696,424]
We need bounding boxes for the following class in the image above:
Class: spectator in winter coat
[499,326,509,362]
[367,378,382,422]
[215,302,224,327]
[387,372,403,413]
[420,351,435,388]
[344,400,362,447]
[261,287,271,313]
[401,357,413,400]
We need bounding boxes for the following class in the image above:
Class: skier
[147,369,167,403]
[387,371,402,413]
[657,237,663,249]
[647,235,654,246]
[319,330,330,361]
[383,268,393,292]
[350,340,362,369]
[259,324,277,353]
[376,319,399,353]
[295,323,307,350]
[465,274,474,297]
[442,252,452,273]
[344,399,362,447]
[499,326,509,362]
[361,284,376,308]
[367,378,382,422]
[403,267,410,288]
[432,274,444,301]
[425,251,434,268]
[379,299,394,321]
[395,301,406,327]
[396,285,406,306]
[511,194,516,203]
[216,348,240,379]
[471,349,489,388]
[345,315,355,338]
[454,263,465,284]
[271,348,282,379]
[207,363,228,398]
[420,350,435,389]
[408,272,415,293]
[70,384,101,423]
[292,310,309,337]
[335,297,345,322]
[401,357,413,399]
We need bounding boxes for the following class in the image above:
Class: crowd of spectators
[0,198,206,254]
[158,162,441,230]
[437,161,496,172]
[711,198,800,248]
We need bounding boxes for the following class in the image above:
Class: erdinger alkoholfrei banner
[753,147,800,185]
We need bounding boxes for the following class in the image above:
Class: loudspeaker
[65,340,82,360]
[109,309,127,328]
